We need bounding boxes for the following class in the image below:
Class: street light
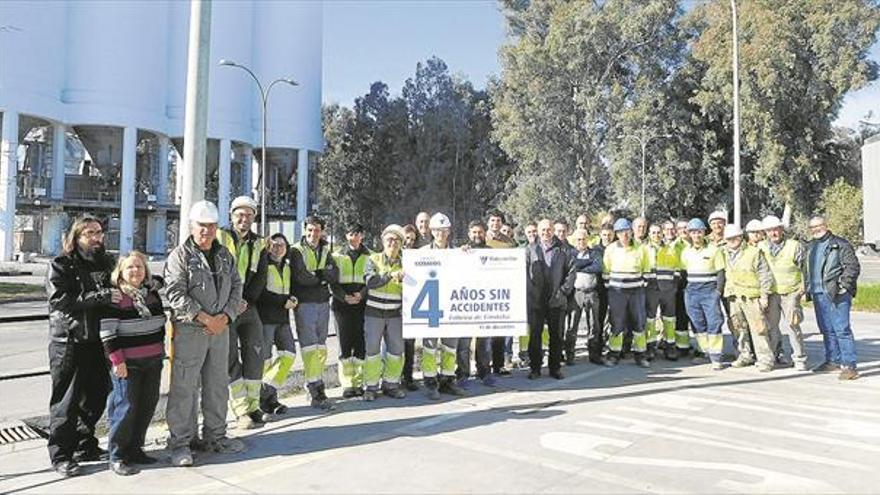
[218,58,298,236]
[621,133,671,218]
[731,0,743,227]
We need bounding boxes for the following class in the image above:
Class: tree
[493,0,683,225]
[819,177,863,242]
[687,0,880,221]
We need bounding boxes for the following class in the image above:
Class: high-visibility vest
[266,261,292,295]
[725,245,762,298]
[681,243,724,287]
[366,253,403,311]
[292,241,329,272]
[760,239,802,295]
[646,241,682,284]
[602,241,649,289]
[217,229,265,283]
[331,249,370,285]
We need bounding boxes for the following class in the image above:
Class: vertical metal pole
[179,0,212,244]
[731,0,742,227]
[641,139,647,218]
[261,93,268,237]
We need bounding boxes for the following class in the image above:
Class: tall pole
[640,140,648,218]
[731,0,742,227]
[179,0,212,244]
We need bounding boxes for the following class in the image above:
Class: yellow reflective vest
[365,253,403,312]
[217,228,266,283]
[603,241,650,289]
[759,239,803,295]
[724,245,763,298]
[681,242,725,288]
[266,261,292,296]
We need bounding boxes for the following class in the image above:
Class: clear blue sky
[322,1,879,128]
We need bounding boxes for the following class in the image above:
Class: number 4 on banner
[411,277,444,328]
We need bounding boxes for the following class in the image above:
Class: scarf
[119,283,153,318]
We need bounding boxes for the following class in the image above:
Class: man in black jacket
[526,219,576,380]
[806,216,861,380]
[46,216,118,477]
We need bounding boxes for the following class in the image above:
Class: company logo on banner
[402,248,528,338]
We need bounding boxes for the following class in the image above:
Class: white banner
[401,248,528,338]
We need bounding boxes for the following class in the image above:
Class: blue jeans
[812,292,858,369]
[106,357,162,462]
[685,285,724,362]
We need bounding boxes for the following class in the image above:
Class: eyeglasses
[82,229,104,238]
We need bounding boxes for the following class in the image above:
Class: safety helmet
[708,210,727,223]
[230,195,258,214]
[189,200,219,224]
[612,218,632,232]
[429,213,452,230]
[382,224,405,241]
[761,215,783,230]
[687,218,707,231]
[723,224,743,239]
[745,219,763,233]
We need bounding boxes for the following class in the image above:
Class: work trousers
[684,285,724,363]
[47,341,111,464]
[608,287,647,356]
[726,296,773,367]
[228,306,264,417]
[364,315,404,389]
[295,302,330,386]
[260,322,297,409]
[106,357,162,462]
[767,292,807,366]
[645,285,677,345]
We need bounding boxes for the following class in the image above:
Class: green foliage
[818,177,863,242]
[318,58,514,245]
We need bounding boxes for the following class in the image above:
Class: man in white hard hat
[707,210,727,247]
[722,224,774,372]
[760,215,808,371]
[165,200,244,467]
[418,212,466,398]
[216,196,270,429]
[745,220,765,246]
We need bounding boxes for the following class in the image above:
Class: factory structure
[0,1,323,260]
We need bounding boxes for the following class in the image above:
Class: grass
[0,282,45,302]
[852,283,880,313]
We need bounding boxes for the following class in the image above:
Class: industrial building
[0,1,323,260]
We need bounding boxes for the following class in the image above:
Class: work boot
[731,357,754,368]
[588,353,605,366]
[664,345,679,361]
[604,354,620,367]
[677,347,690,358]
[236,412,263,430]
[206,436,245,454]
[404,379,419,392]
[794,361,809,372]
[757,363,774,372]
[342,387,361,399]
[549,369,565,380]
[711,361,725,371]
[424,377,441,400]
[363,389,377,402]
[53,460,82,477]
[129,449,159,465]
[109,460,139,476]
[383,386,407,399]
[645,343,657,361]
[310,383,336,410]
[73,445,108,462]
[634,354,651,369]
[839,367,860,381]
[439,377,467,397]
[169,447,193,467]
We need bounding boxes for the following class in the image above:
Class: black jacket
[291,237,338,304]
[46,250,117,343]
[806,232,860,301]
[525,237,576,310]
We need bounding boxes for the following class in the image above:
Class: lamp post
[218,59,297,236]
[622,133,671,217]
[731,0,742,227]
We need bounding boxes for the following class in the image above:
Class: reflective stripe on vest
[218,229,265,283]
[366,253,402,311]
[682,244,723,286]
[293,242,329,272]
[332,251,369,285]
[605,242,648,289]
[760,239,802,295]
[725,246,762,298]
[266,262,292,295]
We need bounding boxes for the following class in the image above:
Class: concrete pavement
[1,313,879,493]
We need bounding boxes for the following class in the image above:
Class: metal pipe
[731,0,742,227]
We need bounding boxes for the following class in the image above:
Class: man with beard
[46,216,118,476]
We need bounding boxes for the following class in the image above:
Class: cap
[687,218,707,231]
[382,224,405,241]
[708,210,727,223]
[429,213,452,230]
[613,218,632,232]
[230,195,258,214]
[189,200,219,223]
[723,224,743,239]
[761,215,783,230]
[745,219,763,233]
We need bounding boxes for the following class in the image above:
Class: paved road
[1,314,879,493]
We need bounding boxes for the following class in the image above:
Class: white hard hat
[761,215,783,230]
[708,210,727,223]
[230,195,258,214]
[382,224,405,241]
[429,212,451,230]
[723,224,743,239]
[745,219,763,233]
[189,200,219,224]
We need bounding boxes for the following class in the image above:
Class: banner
[402,248,528,338]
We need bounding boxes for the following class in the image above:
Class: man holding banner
[524,219,576,380]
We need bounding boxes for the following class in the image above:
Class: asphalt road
[1,313,879,493]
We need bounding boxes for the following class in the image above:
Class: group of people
[44,196,862,478]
